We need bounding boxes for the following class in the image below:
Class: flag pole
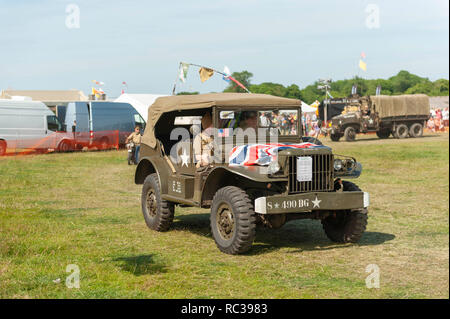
[172,62,182,95]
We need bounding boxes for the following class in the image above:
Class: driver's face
[135,127,140,133]
[245,116,257,129]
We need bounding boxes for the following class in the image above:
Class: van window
[134,113,146,130]
[47,115,62,131]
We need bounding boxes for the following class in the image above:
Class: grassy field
[0,133,448,299]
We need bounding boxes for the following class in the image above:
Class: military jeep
[135,93,369,255]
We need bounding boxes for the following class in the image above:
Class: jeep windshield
[218,109,299,136]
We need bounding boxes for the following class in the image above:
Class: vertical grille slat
[288,154,334,193]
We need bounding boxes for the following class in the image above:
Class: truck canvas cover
[370,94,430,118]
[142,93,301,148]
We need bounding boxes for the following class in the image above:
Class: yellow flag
[359,59,367,71]
[199,67,214,83]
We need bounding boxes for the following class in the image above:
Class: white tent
[301,101,317,113]
[115,93,167,122]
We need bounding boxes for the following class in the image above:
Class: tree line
[178,70,449,105]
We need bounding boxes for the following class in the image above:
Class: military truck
[135,93,369,254]
[321,94,430,142]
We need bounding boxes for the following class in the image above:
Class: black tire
[141,173,174,231]
[0,140,6,156]
[394,124,408,139]
[344,127,356,142]
[409,123,423,138]
[127,152,133,165]
[58,140,72,152]
[321,181,368,243]
[376,130,391,139]
[210,186,256,255]
[330,133,341,142]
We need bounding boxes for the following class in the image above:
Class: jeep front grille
[288,154,334,193]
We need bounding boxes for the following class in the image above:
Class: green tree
[224,71,253,93]
[177,91,199,95]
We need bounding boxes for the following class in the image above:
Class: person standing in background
[126,126,142,163]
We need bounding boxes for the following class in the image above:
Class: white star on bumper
[312,196,321,208]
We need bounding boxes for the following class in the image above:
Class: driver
[239,111,258,130]
[193,112,214,168]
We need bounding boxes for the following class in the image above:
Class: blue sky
[0,0,448,97]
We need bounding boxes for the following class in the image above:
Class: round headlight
[334,159,343,171]
[268,160,281,174]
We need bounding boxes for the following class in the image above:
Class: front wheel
[321,181,368,243]
[210,186,256,255]
[58,140,72,152]
[344,127,356,142]
[330,133,341,142]
[141,173,174,231]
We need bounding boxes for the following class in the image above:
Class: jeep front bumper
[254,191,369,214]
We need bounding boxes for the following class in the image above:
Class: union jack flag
[229,143,329,166]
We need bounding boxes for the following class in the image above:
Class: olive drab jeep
[135,93,369,255]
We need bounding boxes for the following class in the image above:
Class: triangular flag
[179,63,189,83]
[222,66,231,82]
[199,67,214,83]
[359,59,367,71]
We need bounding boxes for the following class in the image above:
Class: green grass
[0,133,448,298]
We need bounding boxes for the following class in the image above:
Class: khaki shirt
[193,131,214,168]
[127,132,142,145]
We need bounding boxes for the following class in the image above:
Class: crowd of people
[258,110,298,135]
[302,113,321,137]
[427,107,449,132]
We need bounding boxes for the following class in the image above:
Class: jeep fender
[135,157,158,185]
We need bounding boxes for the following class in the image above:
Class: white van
[0,99,71,155]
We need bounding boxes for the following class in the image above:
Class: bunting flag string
[199,67,214,82]
[172,62,251,95]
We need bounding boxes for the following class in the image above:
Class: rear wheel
[409,123,423,138]
[330,133,341,142]
[344,127,356,142]
[0,140,6,156]
[141,173,174,231]
[394,124,408,139]
[321,181,368,243]
[210,186,256,255]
